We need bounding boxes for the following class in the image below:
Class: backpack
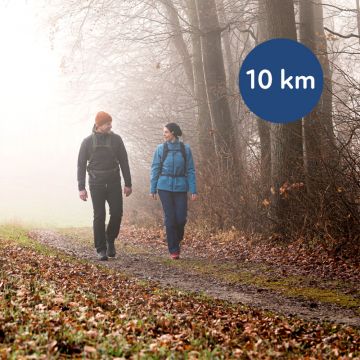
[87,133,119,178]
[160,142,187,177]
[89,133,118,164]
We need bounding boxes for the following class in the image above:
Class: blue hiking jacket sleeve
[150,144,162,194]
[150,141,197,194]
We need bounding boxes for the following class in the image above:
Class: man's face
[97,121,112,133]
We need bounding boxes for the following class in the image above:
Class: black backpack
[89,132,118,164]
[160,142,187,177]
[87,133,119,179]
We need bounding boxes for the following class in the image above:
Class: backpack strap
[89,133,118,165]
[159,142,187,176]
[160,142,169,167]
[180,142,187,175]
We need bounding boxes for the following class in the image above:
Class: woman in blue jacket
[150,123,197,259]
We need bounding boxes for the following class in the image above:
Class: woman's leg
[173,192,188,246]
[158,190,178,254]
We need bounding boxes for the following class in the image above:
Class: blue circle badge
[239,38,323,123]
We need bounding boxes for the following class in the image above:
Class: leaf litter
[0,227,359,358]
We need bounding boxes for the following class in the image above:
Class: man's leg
[106,182,123,256]
[174,192,188,247]
[158,190,178,255]
[89,185,107,256]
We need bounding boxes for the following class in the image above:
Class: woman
[150,123,197,259]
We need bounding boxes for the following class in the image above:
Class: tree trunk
[357,0,360,46]
[195,0,239,169]
[313,0,337,162]
[160,0,194,95]
[217,0,237,96]
[263,0,304,233]
[299,0,323,195]
[185,0,215,162]
[217,0,249,173]
[256,0,271,192]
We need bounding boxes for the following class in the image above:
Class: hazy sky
[0,0,356,227]
[0,2,98,226]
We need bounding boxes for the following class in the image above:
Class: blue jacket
[150,140,197,194]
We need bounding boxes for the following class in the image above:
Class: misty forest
[0,0,360,358]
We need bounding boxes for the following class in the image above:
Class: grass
[153,250,360,310]
[0,224,359,359]
[0,224,57,256]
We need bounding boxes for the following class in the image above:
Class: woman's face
[163,127,175,142]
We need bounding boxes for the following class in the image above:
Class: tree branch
[324,26,360,39]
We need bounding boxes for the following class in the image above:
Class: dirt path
[28,228,360,328]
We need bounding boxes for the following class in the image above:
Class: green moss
[157,255,360,310]
[264,278,360,308]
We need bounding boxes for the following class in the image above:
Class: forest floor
[29,225,360,328]
[1,224,359,358]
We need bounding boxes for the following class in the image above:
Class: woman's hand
[191,193,198,201]
[150,193,158,200]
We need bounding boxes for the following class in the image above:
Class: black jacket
[77,131,132,191]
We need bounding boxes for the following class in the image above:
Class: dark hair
[165,122,182,137]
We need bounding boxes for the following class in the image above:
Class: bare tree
[262,0,304,233]
[185,0,215,163]
[159,0,194,94]
[299,0,323,195]
[256,0,271,193]
[357,0,360,45]
[195,0,240,169]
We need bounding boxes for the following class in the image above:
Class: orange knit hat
[95,111,112,127]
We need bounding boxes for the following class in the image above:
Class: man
[77,111,132,261]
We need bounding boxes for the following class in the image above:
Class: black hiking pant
[89,182,123,253]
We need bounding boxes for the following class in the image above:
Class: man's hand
[150,193,157,200]
[191,194,198,201]
[79,190,88,201]
[124,186,132,197]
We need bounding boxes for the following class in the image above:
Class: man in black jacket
[77,111,132,260]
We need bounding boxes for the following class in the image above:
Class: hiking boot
[97,249,108,261]
[107,242,116,258]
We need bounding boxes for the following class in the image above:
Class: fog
[0,0,358,229]
[0,2,101,226]
[0,1,189,228]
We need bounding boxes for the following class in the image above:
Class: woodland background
[47,0,360,256]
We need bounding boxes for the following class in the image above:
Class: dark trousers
[158,190,187,254]
[90,182,123,252]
